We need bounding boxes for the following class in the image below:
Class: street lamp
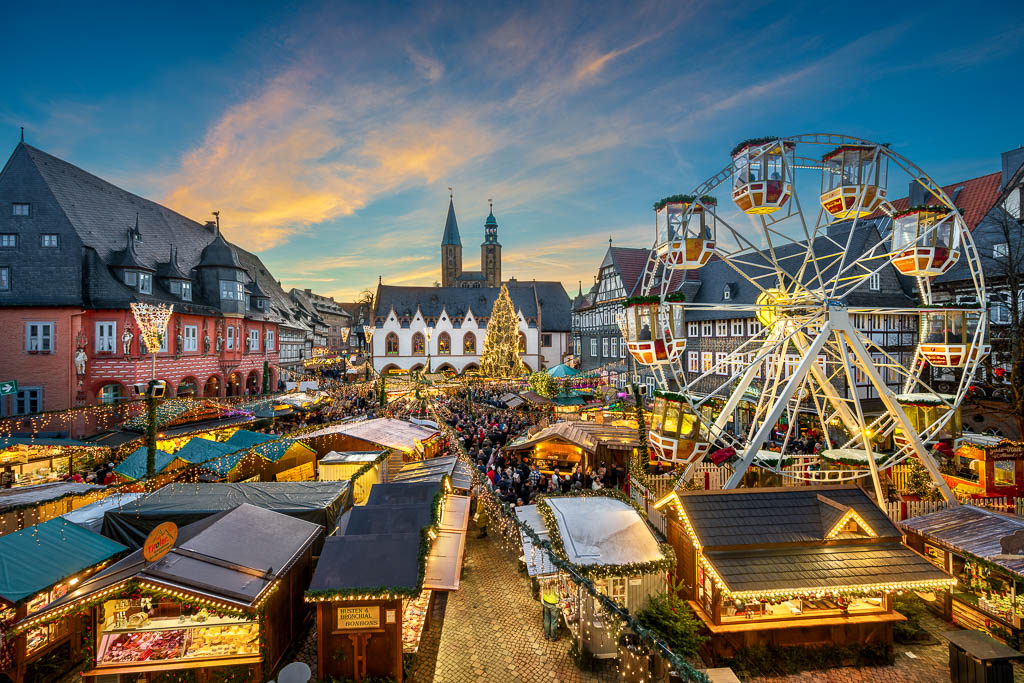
[362,325,374,380]
[131,302,173,478]
[424,325,434,374]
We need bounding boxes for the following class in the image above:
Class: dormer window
[169,280,193,301]
[723,285,731,300]
[123,270,152,293]
[220,280,243,301]
[244,293,251,310]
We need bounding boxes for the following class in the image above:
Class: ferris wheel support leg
[791,332,863,438]
[841,325,959,506]
[725,323,834,489]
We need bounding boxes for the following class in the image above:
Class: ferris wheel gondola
[634,134,991,505]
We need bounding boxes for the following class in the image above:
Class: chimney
[1001,146,1024,190]
[908,178,928,207]
[305,288,311,294]
[204,220,217,232]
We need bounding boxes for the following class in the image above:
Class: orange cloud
[160,70,494,249]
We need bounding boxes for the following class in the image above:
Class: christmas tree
[480,284,528,378]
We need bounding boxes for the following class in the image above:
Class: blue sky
[2,0,1022,300]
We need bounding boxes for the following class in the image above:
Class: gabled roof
[374,285,539,326]
[608,246,652,296]
[114,446,180,481]
[900,504,1024,578]
[441,197,461,246]
[155,246,190,280]
[887,172,1002,231]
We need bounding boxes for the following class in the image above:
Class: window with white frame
[602,337,608,356]
[723,285,731,300]
[701,321,713,336]
[715,321,728,337]
[95,322,116,353]
[159,323,169,353]
[645,376,655,395]
[267,330,275,350]
[220,280,243,301]
[0,267,8,291]
[139,272,152,294]
[0,234,16,248]
[715,352,728,375]
[731,320,744,336]
[688,322,699,337]
[619,337,625,358]
[41,234,59,248]
[249,329,260,351]
[994,243,1009,259]
[14,387,41,415]
[25,322,53,353]
[11,203,30,217]
[748,319,763,336]
[992,303,1011,325]
[688,351,699,373]
[868,272,880,291]
[590,338,597,356]
[226,325,235,350]
[184,325,198,351]
[701,352,713,372]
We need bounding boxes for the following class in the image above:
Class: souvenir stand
[16,504,322,682]
[0,437,112,487]
[505,422,639,475]
[516,494,671,658]
[0,518,126,682]
[655,486,955,663]
[941,435,1024,499]
[902,504,1024,646]
[307,480,470,682]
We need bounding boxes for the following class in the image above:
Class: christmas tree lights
[479,284,527,379]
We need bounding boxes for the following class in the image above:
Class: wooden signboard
[276,462,315,482]
[143,522,177,563]
[336,605,381,630]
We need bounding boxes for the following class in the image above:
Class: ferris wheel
[618,134,991,504]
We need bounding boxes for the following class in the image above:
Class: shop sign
[277,462,315,482]
[143,522,178,563]
[336,605,380,629]
[992,443,1024,459]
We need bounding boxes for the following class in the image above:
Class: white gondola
[616,297,685,365]
[648,392,709,465]
[820,145,887,219]
[919,309,990,367]
[655,196,715,269]
[731,138,794,215]
[891,206,960,277]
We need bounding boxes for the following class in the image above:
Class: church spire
[441,193,461,246]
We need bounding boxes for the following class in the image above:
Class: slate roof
[672,485,899,548]
[309,533,423,593]
[234,246,298,327]
[441,198,461,246]
[340,504,434,536]
[900,505,1024,579]
[705,542,948,594]
[375,284,539,326]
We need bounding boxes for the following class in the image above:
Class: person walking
[542,585,560,641]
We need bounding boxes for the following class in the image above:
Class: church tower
[481,201,502,287]
[440,194,462,288]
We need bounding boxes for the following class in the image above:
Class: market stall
[902,504,1024,645]
[0,437,112,487]
[516,494,671,658]
[15,504,322,682]
[0,518,126,682]
[0,481,107,536]
[302,418,442,461]
[505,421,639,474]
[318,450,389,504]
[101,481,351,549]
[656,486,955,663]
[391,455,473,492]
[941,435,1024,499]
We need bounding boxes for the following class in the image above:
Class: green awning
[0,518,126,605]
[226,430,315,463]
[113,446,179,481]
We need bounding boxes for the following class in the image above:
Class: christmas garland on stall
[304,527,431,602]
[653,194,718,211]
[730,136,786,156]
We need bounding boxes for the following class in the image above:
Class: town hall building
[371,198,571,374]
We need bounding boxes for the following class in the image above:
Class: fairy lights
[479,284,528,378]
[130,302,174,356]
[824,508,877,540]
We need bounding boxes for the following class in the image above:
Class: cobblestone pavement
[411,531,618,683]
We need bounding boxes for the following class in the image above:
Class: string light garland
[479,284,528,379]
[130,302,174,356]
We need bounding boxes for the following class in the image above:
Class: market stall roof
[0,517,126,605]
[33,504,322,618]
[505,396,525,409]
[520,390,554,405]
[0,481,104,512]
[423,527,466,591]
[944,629,1024,662]
[320,450,386,464]
[113,446,179,481]
[0,436,100,450]
[310,533,423,594]
[276,392,327,410]
[548,364,579,379]
[122,398,238,432]
[543,496,665,567]
[302,417,439,454]
[172,436,238,468]
[506,421,639,454]
[338,504,435,536]
[659,486,899,548]
[365,481,442,507]
[61,492,145,534]
[552,396,587,407]
[225,429,315,463]
[900,505,1024,578]
[703,542,950,595]
[101,481,351,548]
[392,456,472,490]
[514,505,556,577]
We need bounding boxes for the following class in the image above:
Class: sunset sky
[2,0,1023,300]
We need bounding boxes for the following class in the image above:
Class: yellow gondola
[919,309,990,367]
[648,391,709,464]
[819,145,887,219]
[731,138,794,215]
[655,195,715,269]
[891,206,960,277]
[893,393,962,449]
[616,296,685,365]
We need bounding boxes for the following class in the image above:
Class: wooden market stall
[505,421,639,475]
[307,480,470,681]
[392,455,474,493]
[0,481,107,537]
[163,430,318,483]
[901,504,1024,646]
[16,504,322,682]
[303,418,442,461]
[516,494,671,659]
[319,450,389,504]
[0,437,112,488]
[655,486,954,663]
[0,518,126,682]
[941,434,1024,499]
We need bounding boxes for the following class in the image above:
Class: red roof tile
[886,172,1001,231]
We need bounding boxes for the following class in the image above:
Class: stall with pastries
[15,503,322,682]
[0,518,126,682]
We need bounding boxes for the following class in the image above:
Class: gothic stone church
[370,198,572,374]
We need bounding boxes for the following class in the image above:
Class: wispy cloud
[407,47,445,83]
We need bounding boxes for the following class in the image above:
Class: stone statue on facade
[216,332,224,353]
[203,332,211,354]
[74,348,88,376]
[121,327,134,356]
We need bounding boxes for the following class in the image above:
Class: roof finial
[448,186,453,200]
[378,275,382,285]
[488,197,493,212]
[609,236,613,245]
[212,210,220,235]
[20,127,24,143]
